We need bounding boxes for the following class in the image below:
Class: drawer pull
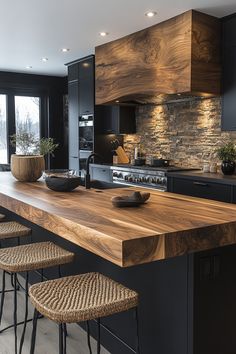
[193,181,208,187]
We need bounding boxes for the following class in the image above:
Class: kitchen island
[0,172,236,354]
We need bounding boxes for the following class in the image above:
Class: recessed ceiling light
[26,65,32,69]
[115,100,120,103]
[99,32,109,37]
[145,11,157,18]
[61,48,70,52]
[41,57,48,62]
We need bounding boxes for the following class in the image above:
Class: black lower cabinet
[2,207,236,354]
[194,247,236,354]
[168,176,233,203]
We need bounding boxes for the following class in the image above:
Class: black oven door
[79,115,94,151]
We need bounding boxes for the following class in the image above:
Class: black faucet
[85,153,103,189]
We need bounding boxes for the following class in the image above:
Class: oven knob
[124,175,128,181]
[113,172,118,177]
[128,176,133,182]
[118,173,123,179]
[151,178,156,184]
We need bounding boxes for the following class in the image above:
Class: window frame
[0,88,48,163]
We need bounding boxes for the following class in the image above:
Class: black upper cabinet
[68,64,79,83]
[68,81,79,158]
[222,15,236,130]
[95,105,136,134]
[78,58,94,115]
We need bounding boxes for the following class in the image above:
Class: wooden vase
[11,155,45,182]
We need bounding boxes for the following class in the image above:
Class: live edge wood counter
[1,173,236,267]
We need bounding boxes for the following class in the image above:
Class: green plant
[10,131,36,155]
[37,138,59,156]
[10,130,58,156]
[216,141,236,162]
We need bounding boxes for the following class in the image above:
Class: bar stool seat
[29,272,138,322]
[0,221,31,240]
[0,241,74,273]
[0,214,5,221]
[29,272,140,354]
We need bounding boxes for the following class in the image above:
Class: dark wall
[0,71,68,168]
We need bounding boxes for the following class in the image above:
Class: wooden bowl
[11,155,45,182]
[111,191,150,207]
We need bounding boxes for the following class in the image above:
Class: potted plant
[10,130,58,182]
[216,141,236,175]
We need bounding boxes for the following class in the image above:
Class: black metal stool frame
[30,307,141,354]
[0,265,63,354]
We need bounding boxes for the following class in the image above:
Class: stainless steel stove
[111,164,196,191]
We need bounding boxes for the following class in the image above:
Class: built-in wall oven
[79,114,94,152]
[79,114,94,175]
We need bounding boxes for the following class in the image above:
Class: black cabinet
[67,55,95,172]
[168,176,232,203]
[68,82,79,158]
[95,105,136,134]
[222,15,236,130]
[78,58,94,115]
[193,246,236,354]
[68,64,79,83]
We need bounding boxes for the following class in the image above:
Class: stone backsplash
[123,97,236,168]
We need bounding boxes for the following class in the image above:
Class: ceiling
[1,0,236,77]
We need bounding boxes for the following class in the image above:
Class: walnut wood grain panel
[95,10,221,104]
[1,173,236,267]
[191,11,221,94]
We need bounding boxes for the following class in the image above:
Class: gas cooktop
[113,164,196,172]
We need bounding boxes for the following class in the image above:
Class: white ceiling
[1,0,236,77]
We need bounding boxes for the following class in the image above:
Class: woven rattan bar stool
[0,221,31,293]
[0,221,31,242]
[0,241,74,354]
[29,272,140,354]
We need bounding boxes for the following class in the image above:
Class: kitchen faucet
[85,153,103,189]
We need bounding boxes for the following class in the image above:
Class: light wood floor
[0,273,110,354]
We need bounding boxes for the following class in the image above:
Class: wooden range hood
[95,10,221,105]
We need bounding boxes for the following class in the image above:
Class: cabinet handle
[193,181,208,187]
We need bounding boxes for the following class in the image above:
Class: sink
[80,179,127,190]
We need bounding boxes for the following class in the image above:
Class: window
[15,96,40,154]
[0,92,44,163]
[0,95,7,163]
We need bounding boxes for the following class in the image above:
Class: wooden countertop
[1,173,236,267]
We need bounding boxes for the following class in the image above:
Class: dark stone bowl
[45,176,81,192]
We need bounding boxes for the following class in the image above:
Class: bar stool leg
[30,309,39,354]
[63,323,67,354]
[97,318,101,354]
[13,273,18,354]
[59,323,64,354]
[135,307,140,354]
[0,270,6,325]
[19,271,29,354]
[86,321,92,354]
